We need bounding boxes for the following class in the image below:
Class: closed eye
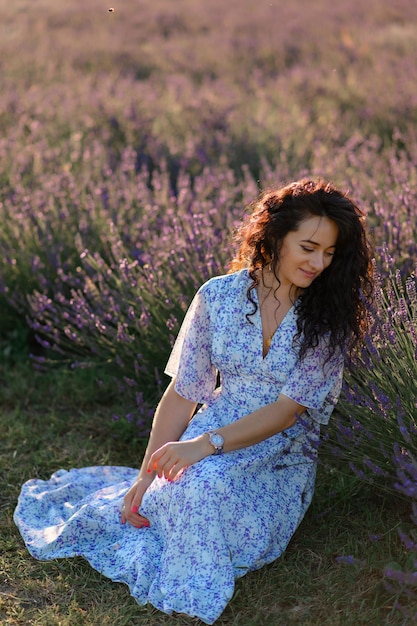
[301,245,335,257]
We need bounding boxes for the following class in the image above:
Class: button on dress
[14,269,344,625]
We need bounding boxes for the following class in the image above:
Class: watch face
[210,433,224,446]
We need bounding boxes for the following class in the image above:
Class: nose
[309,252,325,272]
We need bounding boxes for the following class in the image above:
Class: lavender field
[2,0,417,623]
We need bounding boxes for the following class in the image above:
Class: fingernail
[147,469,151,473]
[131,506,138,513]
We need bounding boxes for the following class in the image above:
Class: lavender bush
[323,260,417,492]
[21,163,256,392]
[318,259,417,609]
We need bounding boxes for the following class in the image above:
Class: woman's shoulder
[198,269,250,299]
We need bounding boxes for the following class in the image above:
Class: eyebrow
[300,238,336,248]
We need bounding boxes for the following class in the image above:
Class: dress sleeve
[280,340,344,425]
[164,284,217,405]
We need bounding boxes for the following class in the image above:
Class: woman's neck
[258,266,301,303]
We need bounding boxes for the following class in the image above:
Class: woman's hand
[121,474,154,528]
[148,436,213,481]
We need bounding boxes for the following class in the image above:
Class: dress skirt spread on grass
[14,270,343,625]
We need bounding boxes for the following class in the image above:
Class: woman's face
[275,215,338,290]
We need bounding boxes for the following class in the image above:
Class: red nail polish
[131,506,138,513]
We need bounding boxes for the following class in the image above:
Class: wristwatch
[206,430,224,455]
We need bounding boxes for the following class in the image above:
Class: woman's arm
[122,378,197,527]
[138,378,198,476]
[216,394,304,450]
[148,394,306,480]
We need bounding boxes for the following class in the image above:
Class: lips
[300,269,317,279]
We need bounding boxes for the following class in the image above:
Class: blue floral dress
[14,270,344,625]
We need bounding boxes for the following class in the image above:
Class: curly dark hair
[229,179,374,361]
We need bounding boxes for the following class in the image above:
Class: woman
[14,179,373,624]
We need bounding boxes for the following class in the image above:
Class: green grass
[0,362,415,625]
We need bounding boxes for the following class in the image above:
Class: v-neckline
[252,279,295,360]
